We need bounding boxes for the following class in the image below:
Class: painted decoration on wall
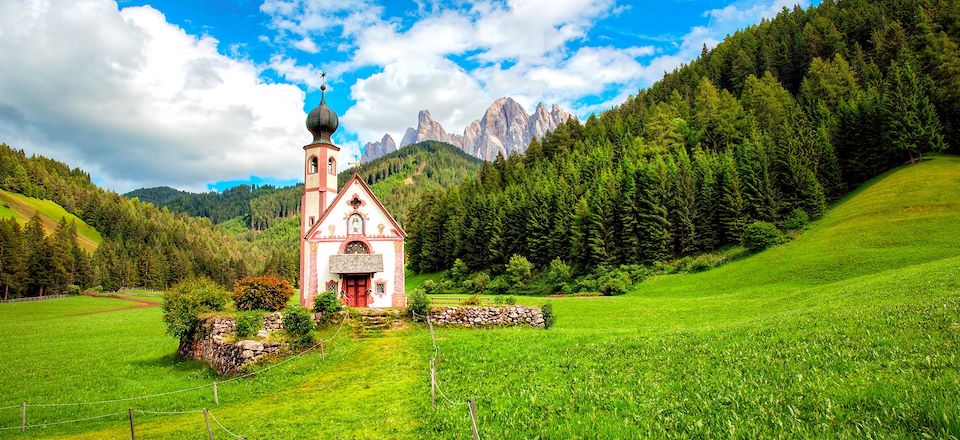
[349,213,363,234]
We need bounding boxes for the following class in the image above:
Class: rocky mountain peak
[364,97,574,161]
[361,133,397,162]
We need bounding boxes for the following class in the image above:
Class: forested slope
[0,145,270,296]
[407,0,959,276]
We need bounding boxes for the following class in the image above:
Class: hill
[344,140,483,225]
[124,186,189,206]
[1,156,957,438]
[0,189,102,252]
[126,184,301,230]
[0,144,270,296]
[406,0,959,276]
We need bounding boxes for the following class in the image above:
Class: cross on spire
[348,161,365,175]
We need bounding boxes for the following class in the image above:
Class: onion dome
[306,84,338,144]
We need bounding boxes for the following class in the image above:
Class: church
[298,84,406,309]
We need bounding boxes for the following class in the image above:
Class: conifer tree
[635,165,671,263]
[717,153,747,243]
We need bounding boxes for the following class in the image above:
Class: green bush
[781,208,810,231]
[91,285,104,292]
[494,295,516,305]
[406,289,430,321]
[66,284,81,295]
[421,279,437,294]
[461,294,482,306]
[449,258,470,284]
[282,305,315,345]
[541,303,555,329]
[742,221,787,251]
[162,277,230,338]
[465,272,490,294]
[235,311,263,338]
[232,275,293,311]
[312,290,343,316]
[576,269,634,296]
[506,254,533,286]
[487,275,510,295]
[543,258,572,292]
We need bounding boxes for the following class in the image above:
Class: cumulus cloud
[0,0,315,192]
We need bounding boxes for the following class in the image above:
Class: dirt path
[76,293,161,315]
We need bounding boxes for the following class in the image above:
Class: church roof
[304,173,407,240]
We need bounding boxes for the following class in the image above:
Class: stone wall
[428,306,545,328]
[177,315,286,376]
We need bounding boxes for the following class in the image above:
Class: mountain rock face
[361,133,397,163]
[398,110,464,149]
[362,97,573,161]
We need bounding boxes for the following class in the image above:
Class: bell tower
[303,83,340,230]
[301,82,340,302]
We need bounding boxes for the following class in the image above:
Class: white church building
[299,85,406,309]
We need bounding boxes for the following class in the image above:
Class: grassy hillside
[0,189,102,252]
[0,158,957,438]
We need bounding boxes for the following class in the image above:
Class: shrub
[461,294,482,306]
[781,208,810,231]
[235,311,262,338]
[162,277,230,338]
[541,303,555,329]
[487,275,510,295]
[742,221,787,251]
[282,305,315,345]
[232,275,293,311]
[596,270,633,296]
[685,253,728,273]
[312,290,343,317]
[494,295,516,305]
[543,258,572,292]
[506,254,533,286]
[468,272,490,294]
[406,289,430,321]
[66,284,81,295]
[449,258,470,284]
[421,279,437,294]
[91,285,104,292]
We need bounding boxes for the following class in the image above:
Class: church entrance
[344,275,370,307]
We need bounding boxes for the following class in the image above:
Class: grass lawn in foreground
[0,157,958,438]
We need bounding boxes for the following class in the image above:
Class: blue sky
[0,0,811,193]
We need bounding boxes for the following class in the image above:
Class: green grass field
[0,189,102,252]
[0,158,958,438]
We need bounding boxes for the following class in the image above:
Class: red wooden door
[345,276,369,307]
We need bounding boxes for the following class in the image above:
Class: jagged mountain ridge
[360,97,573,162]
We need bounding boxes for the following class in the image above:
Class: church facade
[299,85,406,309]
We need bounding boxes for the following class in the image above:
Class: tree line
[406,0,957,276]
[0,145,273,297]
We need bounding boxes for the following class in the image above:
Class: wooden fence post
[213,382,219,405]
[20,402,25,432]
[430,359,436,410]
[128,408,135,440]
[320,341,325,361]
[203,408,214,440]
[436,348,442,371]
[468,399,480,440]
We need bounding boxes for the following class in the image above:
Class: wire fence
[415,311,481,440]
[0,315,350,436]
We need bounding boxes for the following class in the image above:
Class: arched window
[328,157,336,174]
[344,241,369,254]
[309,156,318,174]
[348,213,363,234]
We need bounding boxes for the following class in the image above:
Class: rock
[361,133,398,162]
[256,330,269,338]
[241,350,254,359]
[365,98,571,161]
[238,340,263,352]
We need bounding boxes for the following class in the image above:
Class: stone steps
[353,310,403,338]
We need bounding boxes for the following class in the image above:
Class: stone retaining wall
[177,316,287,376]
[428,306,545,328]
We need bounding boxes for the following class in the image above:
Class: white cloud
[0,0,312,192]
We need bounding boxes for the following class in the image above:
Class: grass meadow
[0,157,958,438]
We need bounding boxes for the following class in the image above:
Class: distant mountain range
[361,97,573,162]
